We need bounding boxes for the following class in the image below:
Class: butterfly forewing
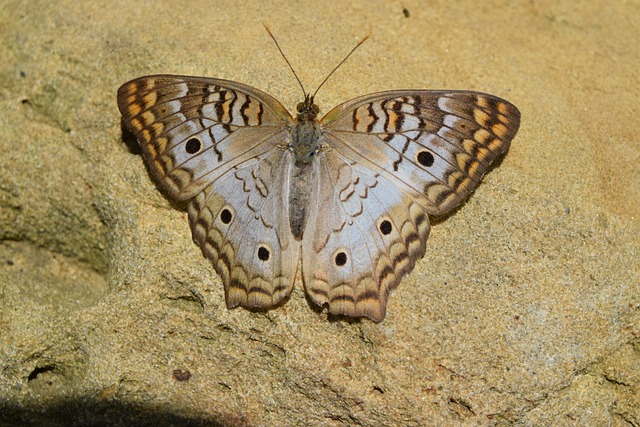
[322,90,521,215]
[117,75,293,200]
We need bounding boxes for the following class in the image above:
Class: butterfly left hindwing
[188,149,300,309]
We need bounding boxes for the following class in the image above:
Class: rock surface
[1,1,638,425]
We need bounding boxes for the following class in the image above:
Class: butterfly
[117,33,520,322]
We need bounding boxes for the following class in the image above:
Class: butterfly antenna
[312,32,370,99]
[264,24,307,98]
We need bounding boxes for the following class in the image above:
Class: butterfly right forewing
[321,90,521,215]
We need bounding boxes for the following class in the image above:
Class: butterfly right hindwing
[302,148,430,321]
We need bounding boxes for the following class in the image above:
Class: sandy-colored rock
[1,0,638,425]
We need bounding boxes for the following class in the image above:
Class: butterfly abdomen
[288,112,322,239]
[288,163,313,239]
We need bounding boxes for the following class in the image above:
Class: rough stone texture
[1,0,638,426]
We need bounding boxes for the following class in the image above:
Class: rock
[0,2,638,425]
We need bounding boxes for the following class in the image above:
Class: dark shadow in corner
[0,397,252,427]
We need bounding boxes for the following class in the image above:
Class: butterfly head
[296,94,320,121]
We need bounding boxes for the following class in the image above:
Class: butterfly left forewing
[117,75,292,200]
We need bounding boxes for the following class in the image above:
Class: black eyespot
[185,138,201,154]
[335,252,347,266]
[258,246,270,261]
[220,208,233,224]
[379,220,392,235]
[417,150,434,167]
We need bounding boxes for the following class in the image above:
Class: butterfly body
[118,75,520,321]
[287,95,323,237]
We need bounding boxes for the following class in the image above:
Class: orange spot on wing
[473,108,490,127]
[143,91,157,109]
[491,123,507,139]
[127,103,142,117]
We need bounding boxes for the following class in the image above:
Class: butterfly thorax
[288,95,322,238]
[291,95,322,167]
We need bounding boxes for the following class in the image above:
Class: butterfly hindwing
[302,149,430,321]
[188,149,300,309]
